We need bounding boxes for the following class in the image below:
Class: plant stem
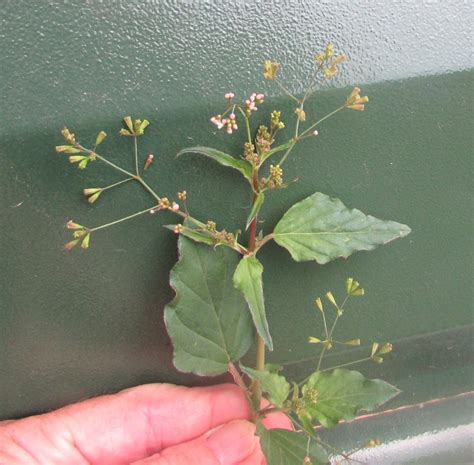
[76,144,135,178]
[299,105,345,138]
[134,136,139,176]
[135,176,161,203]
[89,206,156,232]
[319,356,372,373]
[102,177,133,191]
[247,169,266,405]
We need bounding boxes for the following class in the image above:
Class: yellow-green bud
[95,131,107,146]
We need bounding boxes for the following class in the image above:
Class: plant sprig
[55,43,410,465]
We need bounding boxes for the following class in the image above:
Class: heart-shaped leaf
[233,255,273,350]
[301,368,400,428]
[164,236,253,375]
[177,146,253,182]
[274,192,411,264]
[257,425,329,465]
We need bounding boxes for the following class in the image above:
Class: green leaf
[164,236,253,375]
[257,425,329,465]
[246,192,265,230]
[302,368,400,428]
[260,140,294,164]
[163,224,215,246]
[233,256,273,350]
[273,192,411,264]
[177,146,253,182]
[240,365,290,408]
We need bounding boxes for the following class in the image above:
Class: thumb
[131,420,262,465]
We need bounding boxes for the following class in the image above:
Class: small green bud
[73,230,88,239]
[371,342,379,357]
[56,145,81,154]
[87,191,102,204]
[371,356,384,364]
[61,127,76,144]
[344,339,361,346]
[83,188,101,196]
[314,297,323,312]
[68,155,87,164]
[123,116,134,132]
[325,291,337,307]
[95,131,107,146]
[66,220,84,230]
[64,239,80,251]
[308,337,322,344]
[378,342,393,355]
[81,233,91,249]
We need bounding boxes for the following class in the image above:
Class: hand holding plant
[55,43,411,464]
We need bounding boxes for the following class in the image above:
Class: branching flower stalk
[56,43,410,465]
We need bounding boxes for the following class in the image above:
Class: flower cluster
[245,92,264,116]
[261,164,283,189]
[263,60,280,80]
[270,111,285,130]
[150,197,180,215]
[210,113,238,134]
[83,187,102,204]
[56,127,97,169]
[315,43,346,79]
[64,220,91,250]
[345,87,369,111]
[119,116,150,136]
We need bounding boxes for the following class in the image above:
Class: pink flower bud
[313,130,319,136]
[226,127,233,134]
[172,202,180,211]
[230,113,236,119]
[224,92,235,100]
[256,93,264,101]
[144,153,154,170]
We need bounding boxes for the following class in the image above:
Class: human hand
[0,383,291,465]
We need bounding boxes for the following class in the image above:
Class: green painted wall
[1,2,472,454]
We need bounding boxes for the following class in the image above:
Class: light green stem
[299,106,345,138]
[134,136,139,176]
[102,177,133,191]
[89,206,156,232]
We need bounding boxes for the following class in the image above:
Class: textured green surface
[0,6,472,462]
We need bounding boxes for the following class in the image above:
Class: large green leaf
[273,192,411,264]
[240,365,290,408]
[257,425,329,465]
[164,236,253,375]
[177,146,253,181]
[301,369,400,428]
[233,256,273,350]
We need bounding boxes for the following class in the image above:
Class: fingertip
[207,420,259,465]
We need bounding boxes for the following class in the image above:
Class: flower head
[263,60,280,80]
[345,87,369,111]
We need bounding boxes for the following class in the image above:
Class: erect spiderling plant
[56,43,411,464]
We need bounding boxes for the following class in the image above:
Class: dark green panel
[0,6,472,462]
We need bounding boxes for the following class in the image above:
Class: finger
[259,398,293,431]
[261,410,293,430]
[1,383,251,465]
[131,420,260,465]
